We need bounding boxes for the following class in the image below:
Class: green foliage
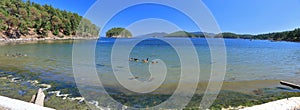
[53,29,59,36]
[253,28,300,42]
[0,0,99,38]
[106,27,132,38]
[165,31,196,38]
[164,29,300,42]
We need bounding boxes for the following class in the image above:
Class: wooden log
[30,88,45,106]
[29,94,36,103]
[35,88,45,106]
[280,81,300,90]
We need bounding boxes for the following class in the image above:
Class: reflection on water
[0,38,300,94]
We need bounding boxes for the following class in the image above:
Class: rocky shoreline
[0,37,98,45]
[0,71,103,109]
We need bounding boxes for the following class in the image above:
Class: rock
[10,77,21,82]
[253,89,264,96]
[48,91,69,98]
[0,77,7,80]
[38,84,52,91]
[68,97,85,103]
[27,80,39,85]
[128,76,139,80]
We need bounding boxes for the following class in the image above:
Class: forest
[164,28,300,42]
[253,28,300,42]
[215,29,300,42]
[0,0,99,39]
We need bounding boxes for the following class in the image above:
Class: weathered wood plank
[34,88,45,106]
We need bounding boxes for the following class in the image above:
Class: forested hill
[0,0,99,39]
[163,28,300,42]
[253,28,300,42]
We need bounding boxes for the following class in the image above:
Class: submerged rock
[11,77,21,82]
[27,80,39,85]
[68,97,85,103]
[38,84,52,91]
[48,91,69,99]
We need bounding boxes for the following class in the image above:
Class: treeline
[165,31,197,37]
[214,32,253,39]
[253,28,300,42]
[165,31,252,38]
[164,28,300,42]
[0,0,99,39]
[213,29,300,42]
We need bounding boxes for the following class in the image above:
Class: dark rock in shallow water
[229,77,236,81]
[253,89,264,96]
[128,76,139,80]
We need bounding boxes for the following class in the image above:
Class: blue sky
[29,0,300,35]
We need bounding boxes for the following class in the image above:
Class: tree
[0,0,99,38]
[6,17,19,28]
[18,8,27,19]
[18,20,29,35]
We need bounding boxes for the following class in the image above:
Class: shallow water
[0,38,300,94]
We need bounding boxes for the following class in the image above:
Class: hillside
[136,32,167,38]
[162,28,300,42]
[164,31,196,38]
[215,32,253,39]
[0,0,99,39]
[253,28,300,42]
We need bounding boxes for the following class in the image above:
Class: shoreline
[0,69,300,109]
[1,37,299,46]
[0,37,98,45]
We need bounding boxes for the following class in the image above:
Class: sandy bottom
[101,79,281,95]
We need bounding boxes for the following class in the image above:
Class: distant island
[126,28,300,42]
[163,29,300,42]
[0,0,99,40]
[136,32,167,38]
[106,27,132,38]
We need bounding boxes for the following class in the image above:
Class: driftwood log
[280,81,300,90]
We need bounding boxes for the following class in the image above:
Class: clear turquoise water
[0,38,300,93]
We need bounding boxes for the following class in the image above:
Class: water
[0,38,300,94]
